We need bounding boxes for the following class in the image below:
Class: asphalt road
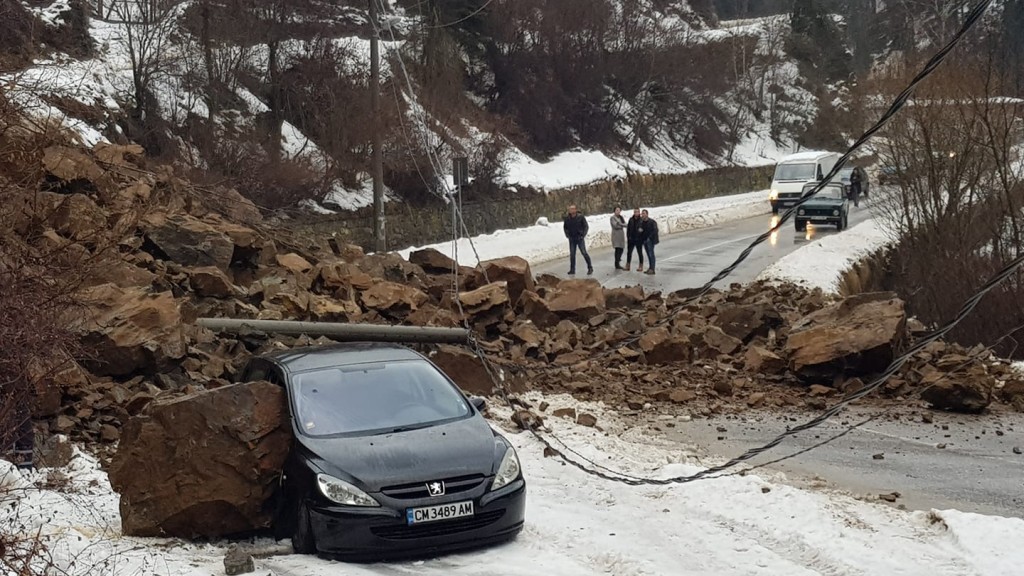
[658,407,1024,518]
[534,201,875,293]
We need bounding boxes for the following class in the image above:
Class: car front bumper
[307,480,526,559]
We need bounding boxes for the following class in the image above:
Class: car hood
[803,197,844,208]
[297,415,499,492]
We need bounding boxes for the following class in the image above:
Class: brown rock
[100,424,121,442]
[576,413,598,427]
[35,433,75,468]
[714,304,778,342]
[546,279,606,320]
[430,346,492,396]
[71,284,187,376]
[317,261,375,294]
[50,193,108,240]
[478,257,535,303]
[552,408,577,419]
[920,377,991,414]
[518,290,561,328]
[713,379,734,396]
[999,380,1024,403]
[510,321,546,349]
[640,327,690,365]
[703,326,743,356]
[308,295,361,321]
[108,381,292,538]
[747,392,766,407]
[604,286,645,309]
[275,253,314,276]
[360,281,428,314]
[808,384,833,396]
[144,214,235,271]
[43,145,106,182]
[785,293,906,377]
[458,282,511,315]
[668,389,696,404]
[188,266,238,298]
[511,410,543,431]
[409,248,457,274]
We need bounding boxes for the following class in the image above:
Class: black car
[837,165,870,198]
[794,182,849,231]
[240,343,526,559]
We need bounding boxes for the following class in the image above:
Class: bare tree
[109,0,182,127]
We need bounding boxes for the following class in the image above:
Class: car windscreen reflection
[293,360,473,437]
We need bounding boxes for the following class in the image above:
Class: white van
[768,151,841,214]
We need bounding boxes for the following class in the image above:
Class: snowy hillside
[5,0,815,211]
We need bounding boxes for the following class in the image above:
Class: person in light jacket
[626,208,644,271]
[610,206,626,270]
[563,204,593,275]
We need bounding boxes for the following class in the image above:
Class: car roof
[778,150,836,163]
[261,342,425,373]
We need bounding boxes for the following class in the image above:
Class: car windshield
[838,167,854,181]
[803,183,844,199]
[291,360,472,437]
[774,163,816,181]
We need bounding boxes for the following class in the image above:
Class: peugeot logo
[427,481,445,496]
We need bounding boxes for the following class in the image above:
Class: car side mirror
[470,397,487,412]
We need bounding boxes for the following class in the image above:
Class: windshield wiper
[381,423,431,434]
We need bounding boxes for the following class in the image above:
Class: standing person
[639,209,659,275]
[626,208,644,272]
[849,168,862,207]
[563,204,593,276]
[610,206,626,270]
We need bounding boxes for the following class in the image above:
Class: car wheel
[795,219,806,232]
[292,501,317,554]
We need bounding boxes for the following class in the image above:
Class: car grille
[779,192,802,199]
[803,207,835,216]
[371,510,505,540]
[380,474,487,500]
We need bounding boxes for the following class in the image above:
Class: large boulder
[517,290,561,328]
[187,266,239,298]
[604,286,645,309]
[108,381,292,538]
[71,284,187,376]
[478,257,535,303]
[920,374,991,414]
[49,193,108,240]
[546,279,606,320]
[409,248,457,274]
[144,214,235,271]
[714,304,780,342]
[430,345,493,396]
[784,293,906,378]
[360,281,429,314]
[640,327,691,364]
[458,282,510,318]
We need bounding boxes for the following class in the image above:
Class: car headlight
[769,189,778,200]
[316,474,380,507]
[797,208,805,215]
[491,447,521,491]
[832,209,839,216]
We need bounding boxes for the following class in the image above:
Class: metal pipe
[197,318,469,344]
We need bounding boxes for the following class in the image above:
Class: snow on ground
[397,189,770,266]
[4,394,1023,575]
[756,216,895,294]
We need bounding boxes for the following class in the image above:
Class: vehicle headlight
[797,208,805,215]
[317,474,380,507]
[490,447,521,491]
[769,189,778,200]
[832,209,839,216]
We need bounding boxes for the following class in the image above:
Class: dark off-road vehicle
[794,182,850,232]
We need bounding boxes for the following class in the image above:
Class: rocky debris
[144,214,237,271]
[785,293,906,379]
[546,279,606,320]
[360,281,428,315]
[713,304,779,342]
[34,433,75,469]
[457,282,511,328]
[640,328,691,365]
[187,266,239,299]
[109,381,292,538]
[744,346,786,374]
[511,410,543,431]
[604,286,645,309]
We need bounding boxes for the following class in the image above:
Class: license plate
[810,216,830,221]
[406,501,474,525]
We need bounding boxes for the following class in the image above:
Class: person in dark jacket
[638,209,659,275]
[849,168,862,207]
[625,208,644,271]
[563,204,593,275]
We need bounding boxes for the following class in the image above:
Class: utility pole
[369,0,386,253]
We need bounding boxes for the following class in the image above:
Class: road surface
[534,201,875,292]
[658,407,1024,518]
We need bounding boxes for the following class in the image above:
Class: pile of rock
[18,142,1024,454]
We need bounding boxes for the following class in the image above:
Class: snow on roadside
[756,216,895,294]
[397,190,770,266]
[4,394,1023,576]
